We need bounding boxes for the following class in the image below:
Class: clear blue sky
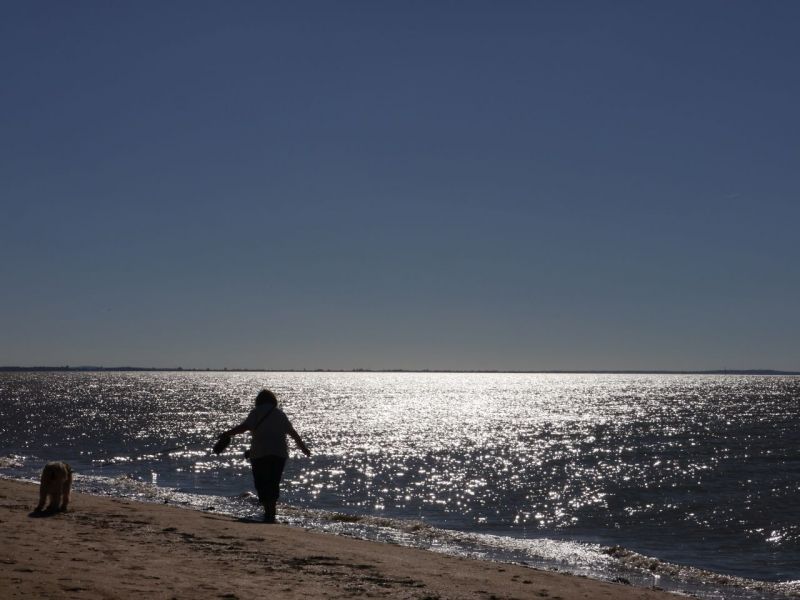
[2,2,798,370]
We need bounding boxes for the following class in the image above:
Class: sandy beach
[0,479,679,599]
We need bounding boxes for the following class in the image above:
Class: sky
[1,1,798,371]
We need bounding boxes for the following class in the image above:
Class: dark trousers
[250,455,287,503]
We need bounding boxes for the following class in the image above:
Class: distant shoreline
[1,366,798,375]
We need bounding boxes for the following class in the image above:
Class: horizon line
[1,366,799,376]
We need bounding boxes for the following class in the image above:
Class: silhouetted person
[217,389,310,523]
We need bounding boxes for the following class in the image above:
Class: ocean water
[1,371,799,598]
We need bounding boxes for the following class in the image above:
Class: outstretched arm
[220,422,249,439]
[288,426,311,456]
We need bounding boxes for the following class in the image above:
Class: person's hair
[255,389,278,407]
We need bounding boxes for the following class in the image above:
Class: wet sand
[0,479,678,599]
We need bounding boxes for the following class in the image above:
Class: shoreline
[0,478,680,599]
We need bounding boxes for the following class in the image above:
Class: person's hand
[212,433,232,455]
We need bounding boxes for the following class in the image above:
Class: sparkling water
[2,371,799,598]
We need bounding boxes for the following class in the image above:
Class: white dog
[35,462,73,513]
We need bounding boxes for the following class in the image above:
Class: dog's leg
[35,477,48,512]
[61,469,73,511]
[47,485,62,512]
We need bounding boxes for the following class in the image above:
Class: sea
[1,371,799,599]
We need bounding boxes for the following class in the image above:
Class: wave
[604,545,800,598]
[0,455,25,469]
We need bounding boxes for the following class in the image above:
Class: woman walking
[216,389,311,523]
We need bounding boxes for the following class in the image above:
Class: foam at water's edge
[0,455,26,469]
[605,545,800,598]
[1,467,796,600]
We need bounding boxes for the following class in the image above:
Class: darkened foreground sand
[0,479,678,599]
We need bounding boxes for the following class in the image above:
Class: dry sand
[0,478,680,599]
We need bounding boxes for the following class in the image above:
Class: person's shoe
[263,514,276,524]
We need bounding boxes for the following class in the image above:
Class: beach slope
[1,479,676,599]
